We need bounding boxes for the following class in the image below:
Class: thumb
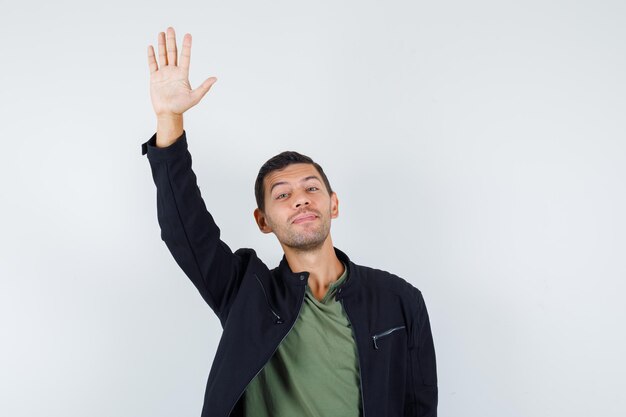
[190,77,218,105]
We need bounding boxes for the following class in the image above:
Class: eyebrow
[269,175,322,194]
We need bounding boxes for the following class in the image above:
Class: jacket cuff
[140,130,188,161]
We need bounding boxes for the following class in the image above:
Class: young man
[142,27,438,417]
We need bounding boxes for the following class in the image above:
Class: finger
[166,26,178,66]
[179,33,192,71]
[147,45,158,73]
[157,31,167,67]
[190,77,218,105]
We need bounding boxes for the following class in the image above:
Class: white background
[1,1,624,416]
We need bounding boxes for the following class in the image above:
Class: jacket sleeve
[141,130,244,322]
[406,287,438,416]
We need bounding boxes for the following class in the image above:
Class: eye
[276,193,288,200]
[308,186,319,191]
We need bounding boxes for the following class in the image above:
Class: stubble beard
[268,212,331,252]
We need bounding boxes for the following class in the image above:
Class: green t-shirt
[243,262,362,417]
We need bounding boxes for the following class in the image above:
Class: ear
[330,191,339,219]
[253,207,273,234]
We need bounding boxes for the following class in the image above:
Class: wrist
[156,113,183,122]
[156,115,184,148]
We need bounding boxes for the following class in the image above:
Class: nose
[293,189,310,208]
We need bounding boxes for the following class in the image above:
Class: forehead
[264,163,321,189]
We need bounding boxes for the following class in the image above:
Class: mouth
[292,213,318,224]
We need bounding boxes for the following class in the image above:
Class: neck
[281,235,345,294]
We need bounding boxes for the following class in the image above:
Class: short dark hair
[255,151,333,212]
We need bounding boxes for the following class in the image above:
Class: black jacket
[141,130,438,417]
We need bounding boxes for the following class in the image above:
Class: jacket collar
[277,246,359,296]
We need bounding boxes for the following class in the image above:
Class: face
[253,163,339,252]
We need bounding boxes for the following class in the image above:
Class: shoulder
[352,262,423,301]
[233,247,272,277]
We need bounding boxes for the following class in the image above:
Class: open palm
[147,27,217,117]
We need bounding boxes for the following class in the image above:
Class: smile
[293,214,317,224]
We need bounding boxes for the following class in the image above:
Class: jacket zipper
[226,285,306,417]
[254,273,283,324]
[371,325,406,350]
[339,292,366,417]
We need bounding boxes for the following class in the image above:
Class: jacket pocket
[371,325,406,349]
[254,273,284,324]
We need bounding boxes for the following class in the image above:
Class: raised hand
[147,27,217,118]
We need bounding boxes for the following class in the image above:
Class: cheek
[265,208,284,226]
[265,211,276,226]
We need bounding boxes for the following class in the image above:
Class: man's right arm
[141,128,244,321]
[141,27,236,320]
[142,27,235,317]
